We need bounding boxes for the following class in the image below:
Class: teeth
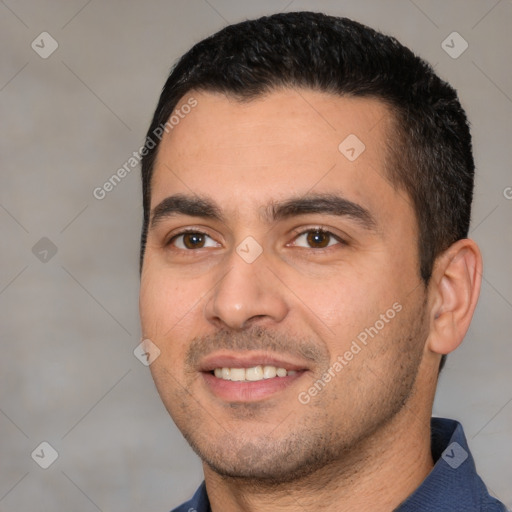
[230,368,246,381]
[262,365,277,379]
[276,367,287,377]
[245,365,264,381]
[212,365,296,382]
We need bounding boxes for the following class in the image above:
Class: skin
[139,89,482,511]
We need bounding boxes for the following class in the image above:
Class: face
[139,89,430,482]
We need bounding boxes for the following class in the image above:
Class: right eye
[168,231,220,250]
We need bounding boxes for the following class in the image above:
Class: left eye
[170,232,219,250]
[292,229,341,249]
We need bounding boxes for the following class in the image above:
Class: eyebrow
[150,194,224,228]
[268,194,377,230]
[150,193,377,231]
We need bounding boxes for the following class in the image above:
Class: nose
[204,248,289,330]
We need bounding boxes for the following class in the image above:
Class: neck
[204,404,434,512]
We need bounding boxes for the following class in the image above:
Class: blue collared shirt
[171,418,508,512]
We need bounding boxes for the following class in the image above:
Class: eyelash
[289,227,346,249]
[166,227,346,250]
[165,228,218,248]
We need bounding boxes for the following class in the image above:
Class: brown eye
[306,230,331,248]
[182,232,205,249]
[291,229,342,249]
[170,231,219,250]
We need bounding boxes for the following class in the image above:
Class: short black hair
[140,12,475,369]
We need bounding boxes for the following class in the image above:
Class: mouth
[199,352,310,402]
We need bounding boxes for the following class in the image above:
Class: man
[138,11,508,512]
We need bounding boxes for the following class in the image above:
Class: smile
[198,352,310,401]
[212,365,298,382]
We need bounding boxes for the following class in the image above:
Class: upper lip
[198,352,311,372]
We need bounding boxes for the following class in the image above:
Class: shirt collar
[396,417,506,511]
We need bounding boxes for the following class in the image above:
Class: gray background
[1,0,511,510]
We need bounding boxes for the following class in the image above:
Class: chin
[188,432,343,485]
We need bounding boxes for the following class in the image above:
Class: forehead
[150,89,404,223]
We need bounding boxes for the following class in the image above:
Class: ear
[427,238,482,356]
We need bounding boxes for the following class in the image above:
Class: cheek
[319,290,383,354]
[295,265,403,353]
[139,263,204,339]
[140,269,206,386]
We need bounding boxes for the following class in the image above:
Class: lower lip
[201,371,305,402]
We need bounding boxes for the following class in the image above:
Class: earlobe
[427,239,482,356]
